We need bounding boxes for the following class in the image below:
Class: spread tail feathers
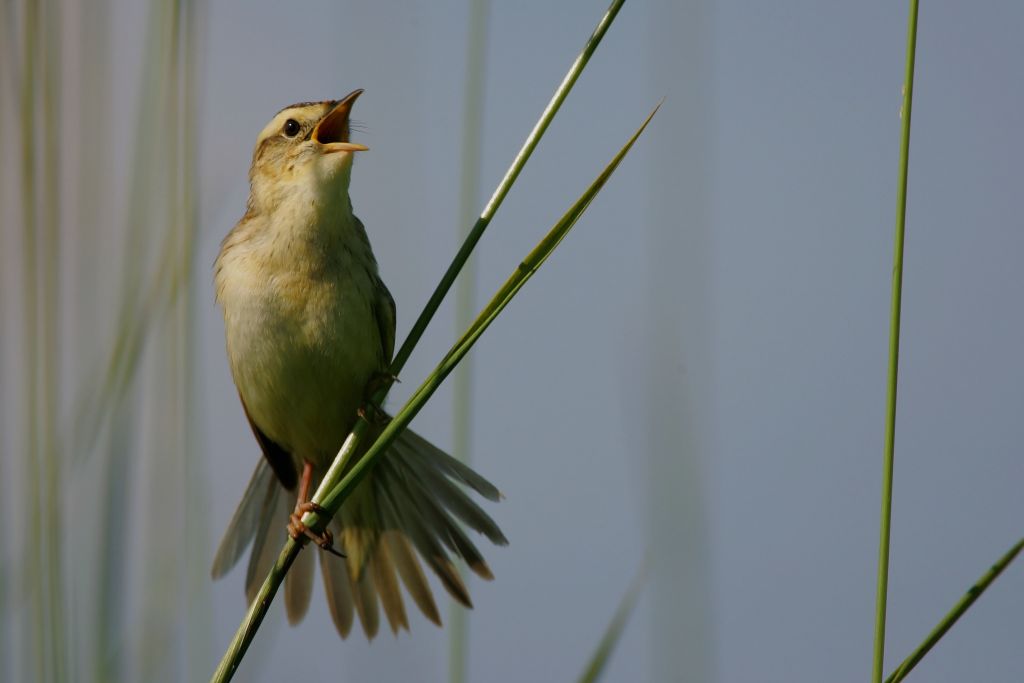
[211,426,507,639]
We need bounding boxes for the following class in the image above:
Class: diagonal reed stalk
[871,1,919,681]
[884,537,1024,683]
[387,0,625,381]
[212,101,657,683]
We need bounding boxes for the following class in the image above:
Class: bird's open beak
[313,89,369,153]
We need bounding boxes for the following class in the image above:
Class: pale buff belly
[224,271,383,469]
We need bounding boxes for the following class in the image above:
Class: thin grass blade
[872,1,920,680]
[577,567,646,683]
[389,0,626,376]
[884,537,1024,683]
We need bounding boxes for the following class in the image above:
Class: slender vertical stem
[872,2,919,682]
[450,2,489,682]
[180,2,212,680]
[41,0,65,679]
[19,1,45,679]
[138,1,183,678]
[0,5,16,676]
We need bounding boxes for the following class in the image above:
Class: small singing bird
[211,90,507,639]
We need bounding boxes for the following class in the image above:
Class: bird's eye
[283,119,301,137]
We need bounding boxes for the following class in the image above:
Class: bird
[210,90,507,639]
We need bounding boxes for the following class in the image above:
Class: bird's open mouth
[313,89,369,153]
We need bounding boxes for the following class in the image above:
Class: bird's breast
[217,223,384,466]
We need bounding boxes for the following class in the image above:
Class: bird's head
[246,89,368,215]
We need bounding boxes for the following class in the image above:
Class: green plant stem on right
[872,1,919,682]
[884,538,1024,683]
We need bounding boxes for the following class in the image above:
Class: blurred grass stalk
[646,1,715,679]
[576,567,646,683]
[136,0,181,677]
[449,1,489,682]
[15,1,69,680]
[72,0,111,675]
[137,0,206,681]
[6,0,206,680]
[40,0,66,679]
[180,4,212,681]
[19,0,46,680]
[0,0,9,672]
[871,1,918,681]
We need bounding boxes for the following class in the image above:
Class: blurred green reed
[6,0,206,681]
[450,2,490,682]
[18,2,46,680]
[577,567,645,683]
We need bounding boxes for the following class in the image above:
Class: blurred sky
[4,1,1024,681]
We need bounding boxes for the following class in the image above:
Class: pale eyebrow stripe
[274,100,331,117]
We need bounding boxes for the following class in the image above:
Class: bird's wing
[210,454,314,624]
[352,215,396,365]
[210,457,276,579]
[239,391,297,490]
[371,276,396,365]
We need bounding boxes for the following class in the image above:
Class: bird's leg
[287,461,345,557]
[357,370,398,425]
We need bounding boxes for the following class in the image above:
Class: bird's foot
[357,403,391,426]
[288,502,345,558]
[368,370,401,390]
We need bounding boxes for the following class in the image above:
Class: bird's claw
[357,403,391,426]
[288,502,346,558]
[357,371,398,425]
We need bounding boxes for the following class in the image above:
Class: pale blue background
[2,1,1022,681]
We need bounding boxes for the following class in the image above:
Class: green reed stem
[41,0,66,679]
[389,0,625,375]
[872,2,919,682]
[884,538,1024,683]
[20,1,45,679]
